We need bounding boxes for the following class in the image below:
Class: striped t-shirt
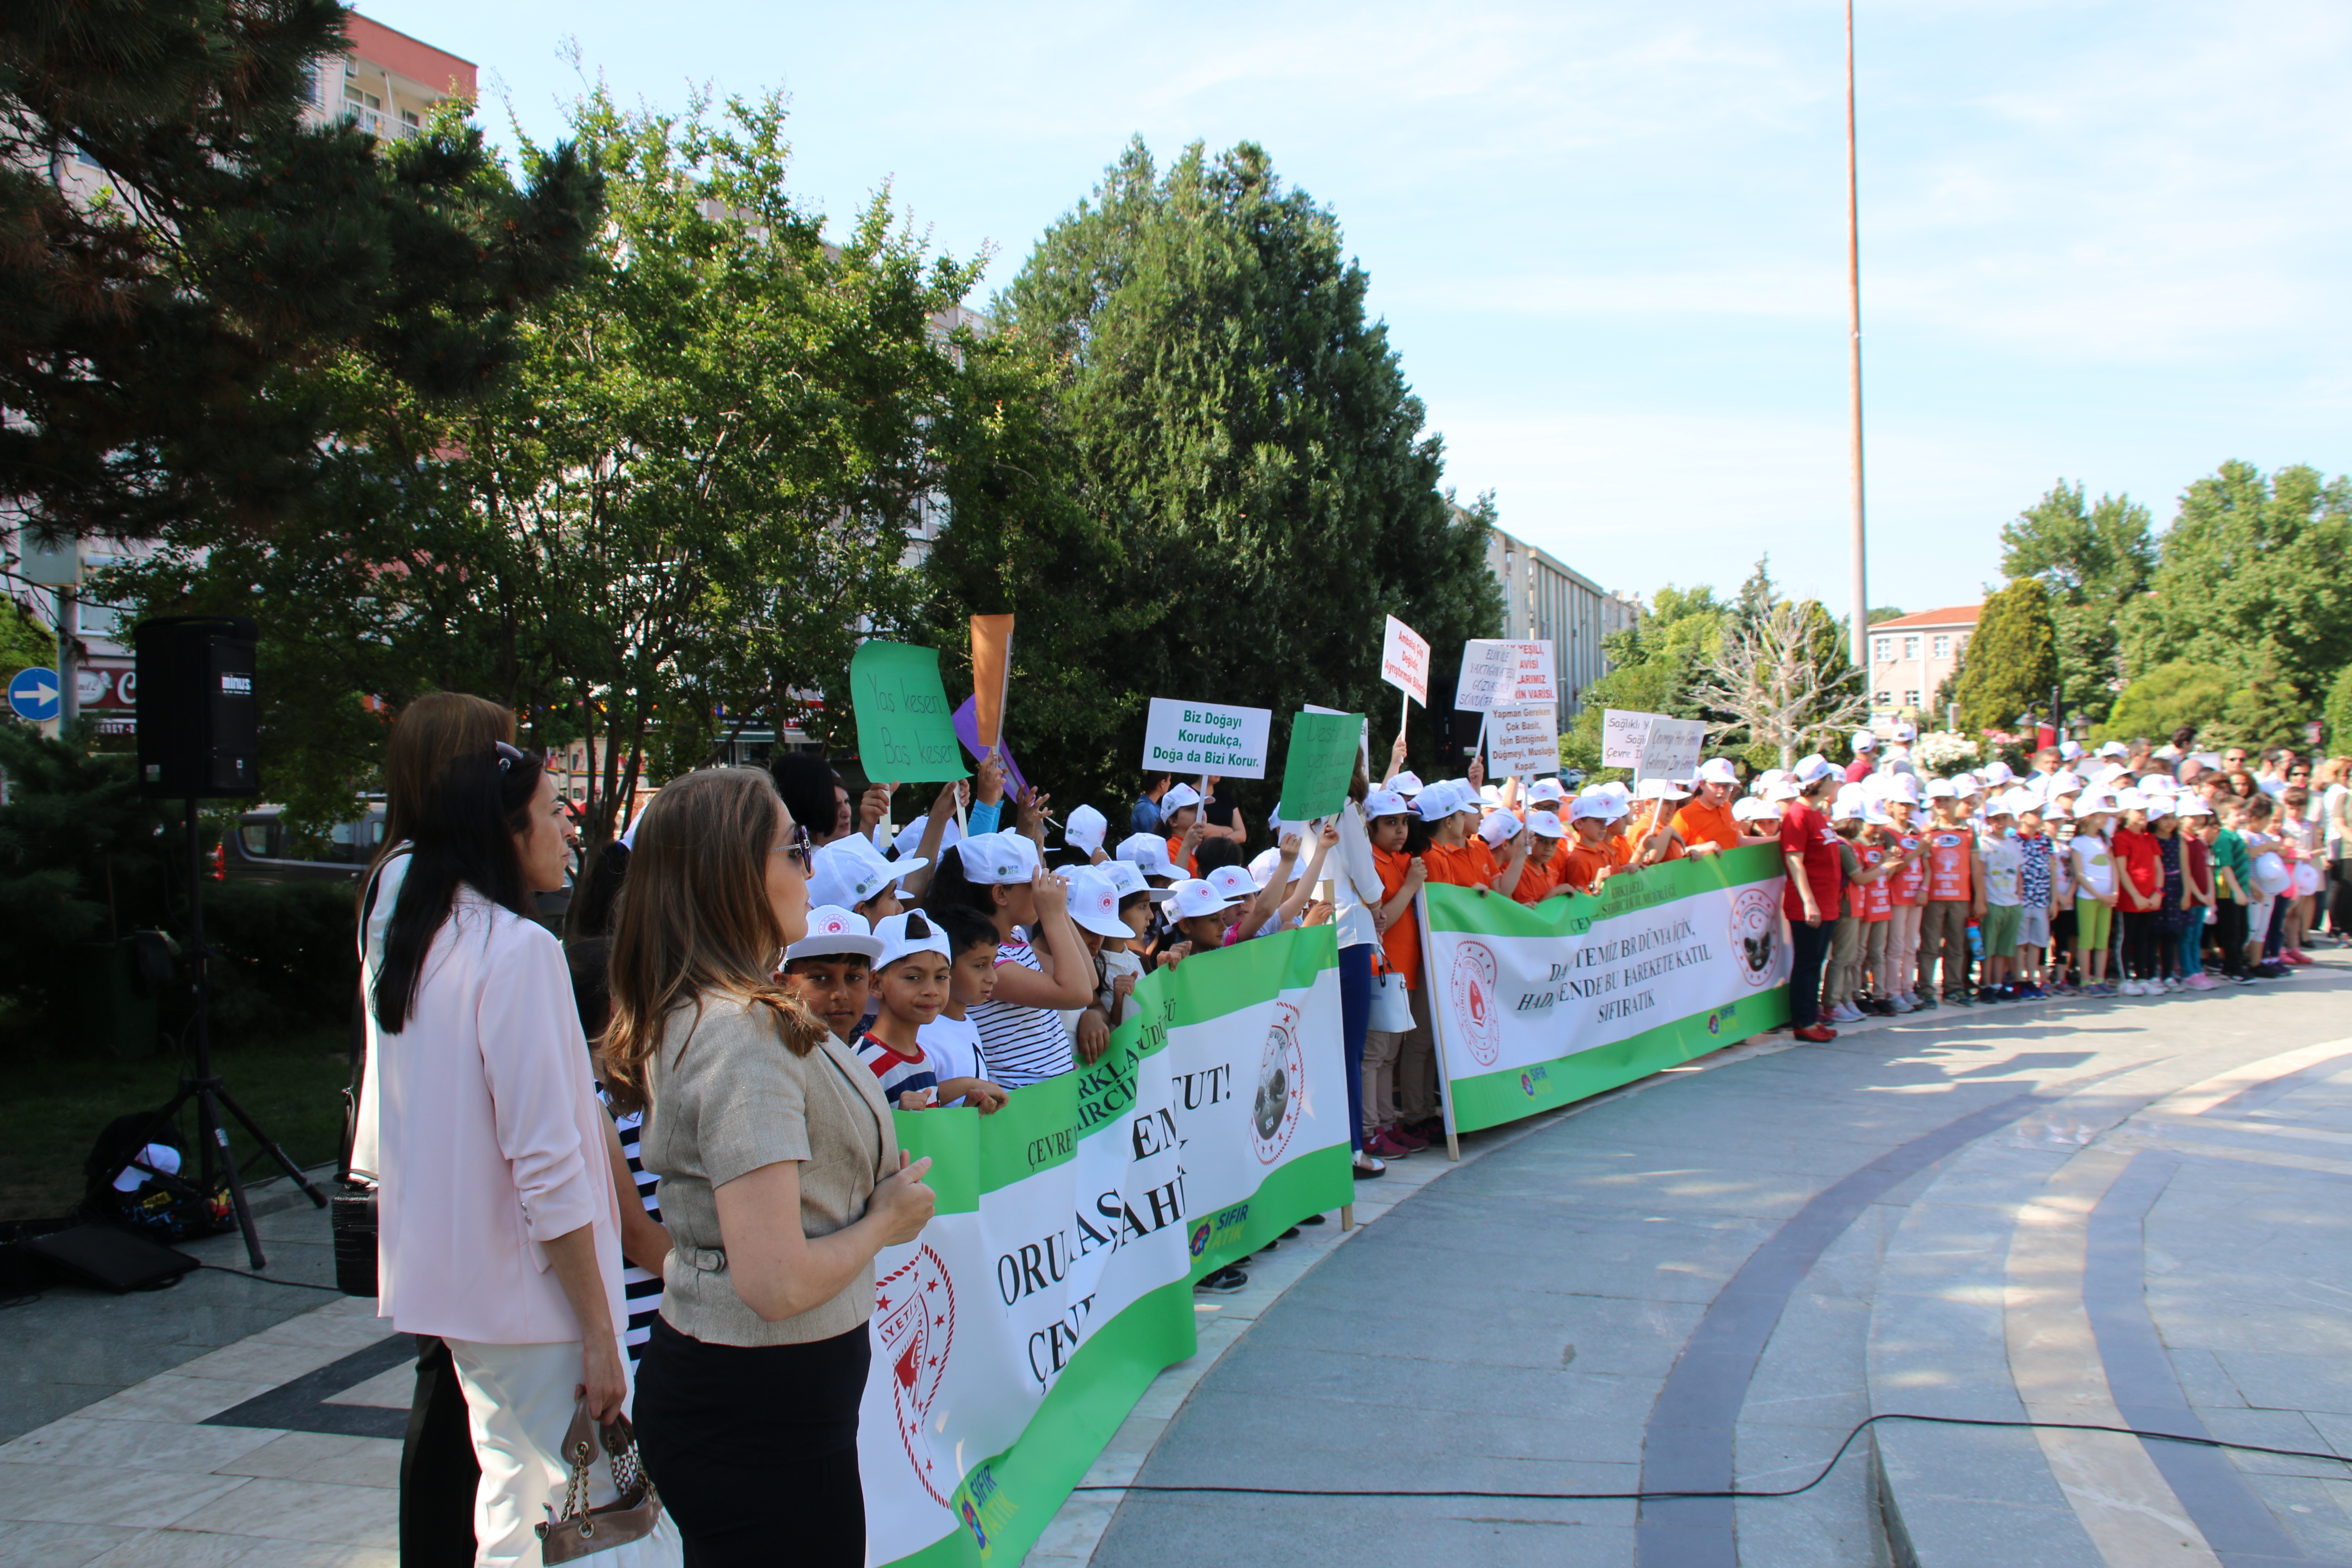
[609,1107,663,1361]
[972,936,1072,1087]
[856,1034,939,1108]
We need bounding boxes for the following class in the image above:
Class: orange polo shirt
[1422,841,1491,890]
[1674,797,1741,855]
[1556,843,1615,896]
[1372,845,1421,990]
[1512,850,1561,904]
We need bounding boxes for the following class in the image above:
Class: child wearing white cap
[858,911,1008,1112]
[924,831,1099,1087]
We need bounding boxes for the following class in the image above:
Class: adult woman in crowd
[353,692,513,1568]
[605,768,936,1567]
[371,744,671,1565]
[1779,760,1845,1044]
[2224,769,2260,803]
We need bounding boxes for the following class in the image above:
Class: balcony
[337,102,423,143]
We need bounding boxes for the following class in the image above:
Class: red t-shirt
[2111,828,2160,900]
[1781,801,1844,921]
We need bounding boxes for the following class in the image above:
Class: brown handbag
[536,1400,664,1562]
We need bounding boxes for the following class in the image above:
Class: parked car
[224,804,573,932]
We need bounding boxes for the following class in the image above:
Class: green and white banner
[1420,845,1792,1134]
[856,925,1352,1566]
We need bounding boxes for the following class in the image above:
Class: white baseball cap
[955,830,1042,886]
[1160,783,1203,815]
[808,836,920,913]
[1733,796,1781,821]
[1880,772,1922,805]
[2047,770,2083,796]
[1950,772,1980,796]
[2098,741,2130,758]
[1979,761,2015,785]
[1478,810,1522,848]
[1099,859,1176,903]
[2058,740,2084,761]
[2114,787,2150,811]
[1924,778,1959,800]
[1570,793,1623,823]
[1247,846,1313,889]
[892,813,960,858]
[1753,768,1789,796]
[1792,754,1838,786]
[1390,771,1424,796]
[1063,866,1136,939]
[1528,778,1569,803]
[1697,757,1740,785]
[872,909,954,972]
[2144,798,2175,821]
[1362,789,1412,820]
[1527,811,1568,839]
[1207,864,1259,902]
[784,905,885,965]
[1852,729,1878,751]
[1116,832,1184,880]
[1862,800,1895,826]
[1063,804,1108,855]
[2177,798,2214,818]
[2040,802,2074,822]
[1764,779,1804,803]
[1831,798,1862,823]
[1891,720,1917,741]
[1167,879,1236,921]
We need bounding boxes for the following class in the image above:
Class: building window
[1902,636,1919,660]
[1932,634,1950,658]
[1874,690,1892,707]
[1873,637,1891,662]
[1903,689,1920,708]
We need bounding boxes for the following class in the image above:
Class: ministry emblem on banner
[874,1243,957,1504]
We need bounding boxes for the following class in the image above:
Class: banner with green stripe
[1420,844,1792,1134]
[858,924,1353,1565]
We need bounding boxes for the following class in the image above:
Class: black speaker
[1446,707,1484,757]
[135,617,261,799]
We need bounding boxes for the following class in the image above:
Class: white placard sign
[1143,697,1274,778]
[1509,641,1557,705]
[1454,640,1514,712]
[1485,702,1559,778]
[1380,616,1431,704]
[1601,708,1663,767]
[1639,718,1708,778]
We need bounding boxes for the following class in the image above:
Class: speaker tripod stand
[110,799,326,1269]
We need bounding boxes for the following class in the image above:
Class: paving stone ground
[6,960,2349,1568]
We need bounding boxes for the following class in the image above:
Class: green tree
[2092,661,2233,745]
[120,87,980,844]
[1,0,599,545]
[0,597,52,686]
[2119,461,2352,715]
[1558,586,1723,774]
[2325,664,2352,757]
[2000,481,2154,724]
[936,138,1503,807]
[1957,578,2059,734]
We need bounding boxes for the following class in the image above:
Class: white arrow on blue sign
[8,666,60,723]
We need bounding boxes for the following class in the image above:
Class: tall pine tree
[1,0,600,543]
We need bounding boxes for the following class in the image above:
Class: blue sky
[371,0,2352,619]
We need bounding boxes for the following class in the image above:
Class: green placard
[1277,710,1363,819]
[850,640,969,783]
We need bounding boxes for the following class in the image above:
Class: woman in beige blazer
[604,768,935,1567]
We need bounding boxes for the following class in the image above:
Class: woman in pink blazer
[371,743,675,1565]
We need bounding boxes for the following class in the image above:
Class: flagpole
[1845,0,1870,676]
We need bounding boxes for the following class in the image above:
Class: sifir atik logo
[873,1243,956,1505]
[1449,940,1503,1066]
[1250,1000,1306,1165]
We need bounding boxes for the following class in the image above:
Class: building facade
[1482,523,1642,719]
[1866,603,1982,729]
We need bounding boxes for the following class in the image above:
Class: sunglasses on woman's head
[493,741,527,773]
[771,821,814,871]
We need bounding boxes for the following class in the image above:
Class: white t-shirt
[2071,833,2116,899]
[918,1014,983,1092]
[2325,782,2349,854]
[1979,833,2024,907]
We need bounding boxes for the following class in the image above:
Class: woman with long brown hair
[606,768,934,1567]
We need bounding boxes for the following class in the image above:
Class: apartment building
[1867,603,1982,727]
[1482,523,1643,720]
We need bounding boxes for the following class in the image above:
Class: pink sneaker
[2185,974,2215,990]
[2285,949,2312,965]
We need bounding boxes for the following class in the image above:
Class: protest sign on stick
[970,614,1013,753]
[1484,702,1559,779]
[851,641,969,783]
[1509,641,1557,705]
[1143,698,1273,778]
[1638,718,1707,780]
[1380,615,1430,731]
[1454,639,1514,713]
[1279,710,1365,820]
[1601,707,1662,768]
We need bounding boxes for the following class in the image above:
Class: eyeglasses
[771,821,813,872]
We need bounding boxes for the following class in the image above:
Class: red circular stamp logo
[1251,999,1306,1165]
[1730,887,1779,988]
[873,1243,957,1504]
[1449,940,1503,1067]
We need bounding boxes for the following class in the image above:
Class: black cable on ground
[198,1263,343,1292]
[1071,1412,2352,1502]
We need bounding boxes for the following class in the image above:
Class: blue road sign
[8,666,60,723]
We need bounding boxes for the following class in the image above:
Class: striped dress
[609,1108,664,1361]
